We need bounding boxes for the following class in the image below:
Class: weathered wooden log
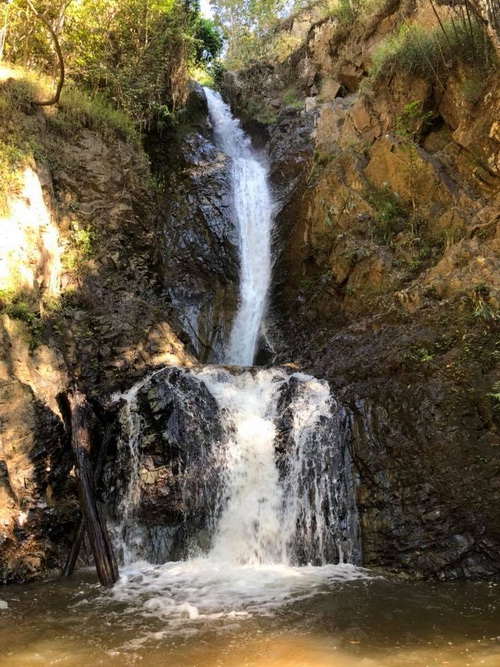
[67,391,119,587]
[62,517,85,577]
[63,422,114,577]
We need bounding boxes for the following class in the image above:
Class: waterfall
[204,88,273,366]
[112,366,360,567]
[107,90,364,621]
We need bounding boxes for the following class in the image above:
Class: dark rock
[161,131,240,363]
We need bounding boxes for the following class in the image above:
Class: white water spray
[204,88,273,366]
[110,366,365,628]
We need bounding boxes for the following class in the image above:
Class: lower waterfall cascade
[109,366,366,623]
[106,87,366,624]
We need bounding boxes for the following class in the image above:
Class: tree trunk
[67,391,119,588]
[26,0,65,105]
[468,0,500,61]
[63,421,114,577]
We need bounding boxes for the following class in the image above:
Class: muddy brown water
[0,572,499,666]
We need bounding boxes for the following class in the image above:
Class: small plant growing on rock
[471,284,499,321]
[395,101,433,141]
[487,382,500,410]
[366,186,408,245]
[62,222,97,270]
[282,88,303,108]
[2,292,43,349]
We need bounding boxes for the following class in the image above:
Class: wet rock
[107,367,225,561]
[162,128,240,363]
[0,379,77,584]
[108,366,361,565]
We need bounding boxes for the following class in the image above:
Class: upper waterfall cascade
[204,87,273,366]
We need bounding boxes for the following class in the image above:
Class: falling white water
[110,366,366,630]
[204,88,273,366]
[197,368,286,565]
[110,367,171,564]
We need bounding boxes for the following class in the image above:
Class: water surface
[1,571,498,666]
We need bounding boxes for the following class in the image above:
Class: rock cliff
[0,75,234,582]
[222,0,500,578]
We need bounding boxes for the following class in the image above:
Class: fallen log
[63,422,114,577]
[67,391,119,587]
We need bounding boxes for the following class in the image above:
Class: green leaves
[3,0,213,132]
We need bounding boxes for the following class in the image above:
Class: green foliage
[395,101,433,140]
[3,0,214,133]
[471,284,499,322]
[210,0,289,68]
[330,0,357,25]
[194,17,223,63]
[2,292,43,349]
[49,86,139,146]
[5,297,36,323]
[257,108,278,124]
[282,87,303,107]
[460,73,488,106]
[0,140,28,214]
[210,59,226,87]
[408,346,435,363]
[324,0,392,27]
[62,222,97,271]
[0,77,43,214]
[487,381,500,410]
[366,186,410,245]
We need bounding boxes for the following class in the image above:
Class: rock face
[222,1,500,578]
[0,74,197,582]
[0,379,74,583]
[108,367,225,561]
[161,90,240,363]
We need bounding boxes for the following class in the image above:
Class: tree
[3,0,221,125]
[25,0,65,105]
[194,16,223,63]
[209,0,287,67]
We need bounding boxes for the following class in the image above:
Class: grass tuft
[49,86,140,146]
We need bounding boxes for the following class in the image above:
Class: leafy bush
[282,87,302,106]
[366,186,410,245]
[326,0,394,27]
[2,292,43,348]
[395,101,433,140]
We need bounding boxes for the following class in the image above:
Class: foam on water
[110,559,369,632]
